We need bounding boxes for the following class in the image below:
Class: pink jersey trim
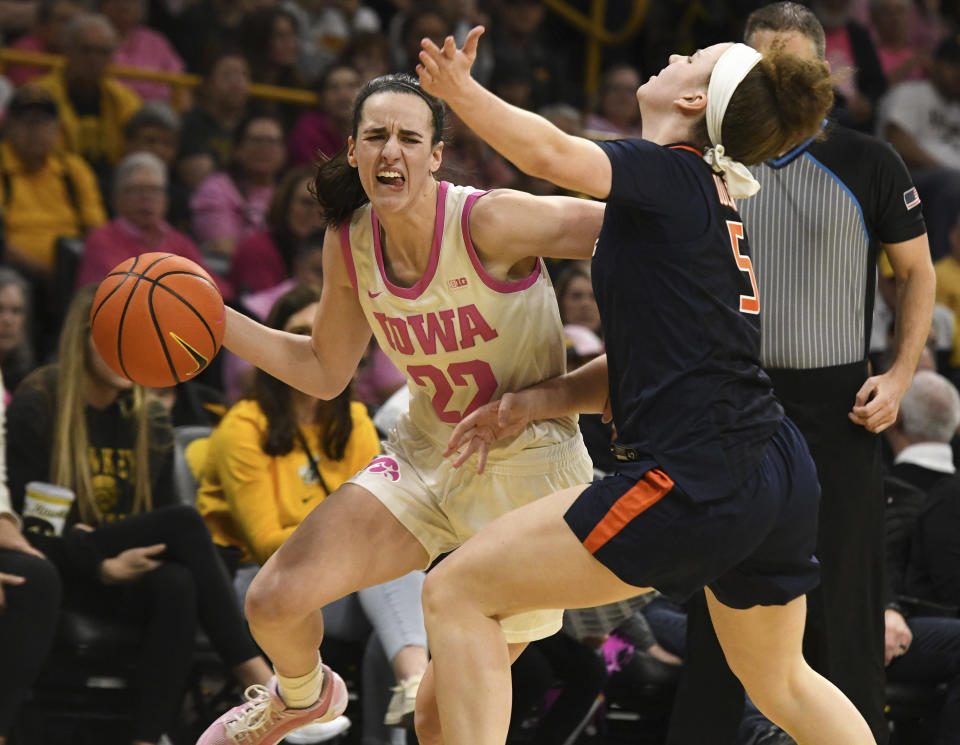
[338,222,359,295]
[461,190,542,294]
[371,181,449,300]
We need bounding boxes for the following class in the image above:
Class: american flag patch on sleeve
[903,187,921,210]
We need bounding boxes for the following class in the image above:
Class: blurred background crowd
[2,1,960,744]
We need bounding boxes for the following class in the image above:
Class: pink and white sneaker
[196,665,348,745]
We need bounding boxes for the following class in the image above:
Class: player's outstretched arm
[417,27,612,199]
[222,228,372,400]
[445,355,610,473]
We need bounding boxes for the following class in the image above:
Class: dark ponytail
[313,73,446,226]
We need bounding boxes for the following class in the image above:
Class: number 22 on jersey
[408,360,498,424]
[726,220,759,315]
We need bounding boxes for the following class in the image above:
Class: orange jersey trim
[582,469,675,554]
[669,144,703,156]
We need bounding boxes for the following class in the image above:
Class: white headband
[703,43,763,199]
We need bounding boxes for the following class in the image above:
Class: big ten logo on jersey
[713,174,736,210]
[448,276,468,290]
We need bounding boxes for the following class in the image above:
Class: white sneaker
[283,715,352,743]
[383,673,422,728]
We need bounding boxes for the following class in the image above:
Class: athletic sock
[276,653,323,709]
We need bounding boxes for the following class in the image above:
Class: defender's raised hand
[417,25,485,101]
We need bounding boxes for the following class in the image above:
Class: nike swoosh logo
[169,332,208,376]
[367,290,382,298]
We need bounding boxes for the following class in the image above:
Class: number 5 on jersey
[726,220,759,315]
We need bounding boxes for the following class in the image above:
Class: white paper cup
[22,481,76,536]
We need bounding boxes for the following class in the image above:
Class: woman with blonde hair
[7,285,272,745]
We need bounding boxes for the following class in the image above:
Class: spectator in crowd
[33,13,142,175]
[339,31,392,86]
[812,0,888,130]
[0,368,61,742]
[583,64,644,140]
[880,370,960,745]
[224,229,325,402]
[867,0,928,85]
[0,86,106,279]
[176,50,251,192]
[98,0,187,104]
[0,268,35,398]
[6,285,275,745]
[668,5,934,745]
[555,263,602,338]
[397,5,452,74]
[440,108,518,191]
[194,285,429,734]
[6,0,83,87]
[289,0,382,83]
[123,101,192,232]
[490,0,573,108]
[287,62,362,167]
[239,5,305,91]
[170,0,257,74]
[934,214,960,374]
[878,35,960,260]
[190,114,285,265]
[76,152,233,298]
[229,166,325,296]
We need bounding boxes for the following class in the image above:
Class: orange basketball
[89,252,225,387]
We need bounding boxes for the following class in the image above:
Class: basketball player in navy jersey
[418,27,877,745]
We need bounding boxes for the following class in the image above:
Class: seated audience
[176,50,251,192]
[238,5,306,128]
[338,30,392,87]
[7,286,275,745]
[878,36,960,259]
[76,152,232,297]
[582,64,644,140]
[867,0,928,84]
[168,0,247,74]
[194,285,429,735]
[287,63,361,167]
[99,0,187,103]
[229,166,324,295]
[0,267,35,397]
[812,0,888,130]
[0,86,106,279]
[33,13,141,175]
[6,0,83,87]
[290,0,381,83]
[190,114,285,265]
[555,263,602,338]
[0,368,61,741]
[881,370,960,745]
[123,102,191,232]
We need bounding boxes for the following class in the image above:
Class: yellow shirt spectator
[196,398,380,564]
[32,70,141,168]
[0,141,106,270]
[935,254,960,367]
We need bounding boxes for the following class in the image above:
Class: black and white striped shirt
[738,125,925,370]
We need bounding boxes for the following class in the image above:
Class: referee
[665,4,936,745]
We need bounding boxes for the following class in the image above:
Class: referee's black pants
[666,361,888,745]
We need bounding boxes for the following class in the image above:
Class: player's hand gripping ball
[90,253,225,387]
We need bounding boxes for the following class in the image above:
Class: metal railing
[541,0,648,95]
[0,47,320,109]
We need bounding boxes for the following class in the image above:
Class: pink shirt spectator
[876,46,926,82]
[229,230,287,295]
[76,217,234,298]
[7,34,48,87]
[288,111,347,166]
[190,172,273,247]
[112,27,186,102]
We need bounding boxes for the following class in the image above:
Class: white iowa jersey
[339,181,578,455]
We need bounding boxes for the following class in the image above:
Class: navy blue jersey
[593,139,783,502]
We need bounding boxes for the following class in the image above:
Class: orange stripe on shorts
[582,469,675,554]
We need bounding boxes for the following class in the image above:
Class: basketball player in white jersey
[196,73,604,745]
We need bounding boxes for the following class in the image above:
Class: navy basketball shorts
[563,417,821,609]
